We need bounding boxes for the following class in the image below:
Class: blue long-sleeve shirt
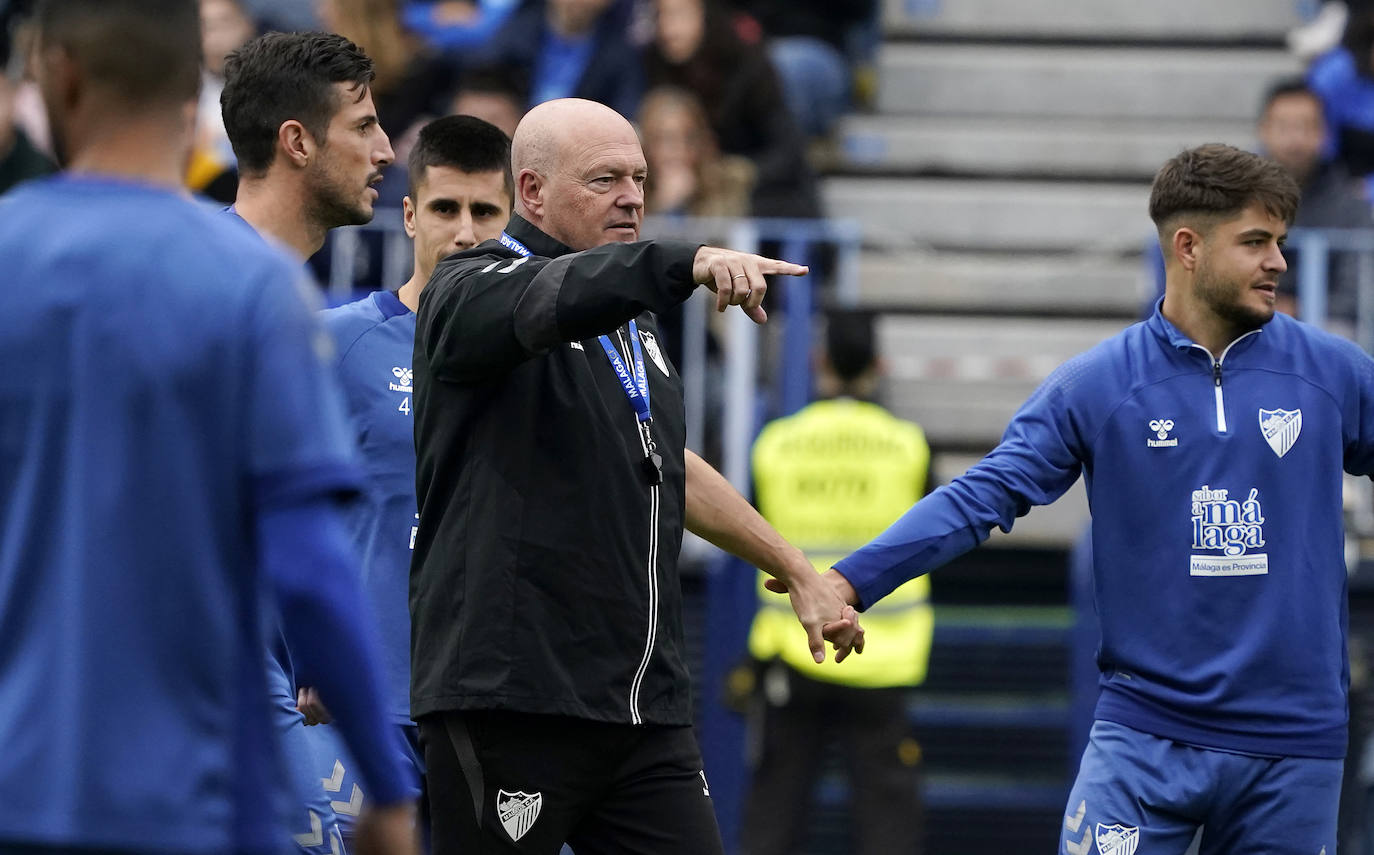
[0,177,412,854]
[320,290,419,724]
[837,302,1374,759]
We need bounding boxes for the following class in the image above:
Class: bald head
[510,99,648,249]
[512,99,640,189]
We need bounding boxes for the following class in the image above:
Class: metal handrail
[1288,226,1374,351]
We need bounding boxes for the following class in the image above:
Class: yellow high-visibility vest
[748,398,933,688]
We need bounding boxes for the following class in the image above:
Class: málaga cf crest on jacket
[836,301,1374,759]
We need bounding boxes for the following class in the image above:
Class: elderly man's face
[539,131,647,251]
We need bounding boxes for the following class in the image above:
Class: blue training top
[837,302,1374,759]
[321,289,419,724]
[0,176,362,853]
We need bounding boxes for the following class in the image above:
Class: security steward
[741,310,934,855]
[410,97,863,855]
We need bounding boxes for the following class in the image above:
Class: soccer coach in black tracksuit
[410,98,864,855]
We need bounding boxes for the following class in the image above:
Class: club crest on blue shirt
[639,328,670,377]
[1094,823,1139,855]
[1258,408,1301,458]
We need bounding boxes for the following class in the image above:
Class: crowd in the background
[0,0,868,297]
[1,0,880,215]
[156,0,877,222]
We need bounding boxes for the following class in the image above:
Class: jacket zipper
[1190,330,1259,434]
[617,326,660,725]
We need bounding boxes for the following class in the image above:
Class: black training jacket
[410,214,702,726]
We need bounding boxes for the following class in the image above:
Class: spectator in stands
[1257,77,1373,326]
[638,84,749,448]
[401,0,520,53]
[0,1,53,195]
[1307,4,1374,177]
[317,0,459,154]
[640,85,754,218]
[730,0,877,138]
[445,63,527,137]
[645,0,820,218]
[472,0,643,118]
[189,0,256,202]
[741,309,933,855]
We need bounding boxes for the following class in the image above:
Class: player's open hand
[691,246,808,324]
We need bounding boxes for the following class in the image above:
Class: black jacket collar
[504,213,573,259]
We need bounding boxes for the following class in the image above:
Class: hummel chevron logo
[321,760,345,793]
[292,810,343,854]
[1066,829,1092,855]
[1064,800,1090,855]
[331,783,364,817]
[1065,800,1086,833]
[294,810,323,847]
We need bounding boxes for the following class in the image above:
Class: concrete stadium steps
[877,311,1129,442]
[803,606,1078,850]
[823,176,1152,251]
[837,115,1257,180]
[874,44,1302,120]
[857,249,1147,315]
[882,0,1301,41]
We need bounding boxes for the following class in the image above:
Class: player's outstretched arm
[259,497,419,855]
[691,246,807,323]
[683,449,864,661]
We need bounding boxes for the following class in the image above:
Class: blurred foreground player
[0,2,416,853]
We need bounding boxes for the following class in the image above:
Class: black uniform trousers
[740,662,924,855]
[420,710,723,855]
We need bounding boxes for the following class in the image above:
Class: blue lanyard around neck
[499,231,531,257]
[597,320,651,424]
[502,229,652,426]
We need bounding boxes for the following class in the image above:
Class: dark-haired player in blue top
[306,114,515,836]
[220,28,403,854]
[0,2,416,854]
[801,145,1364,854]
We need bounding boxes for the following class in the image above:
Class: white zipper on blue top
[1190,329,1260,433]
[616,327,660,726]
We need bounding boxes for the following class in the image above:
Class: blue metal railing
[1288,226,1374,351]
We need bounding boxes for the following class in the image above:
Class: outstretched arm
[683,449,864,661]
[419,240,807,383]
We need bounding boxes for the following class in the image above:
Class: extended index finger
[756,258,809,277]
